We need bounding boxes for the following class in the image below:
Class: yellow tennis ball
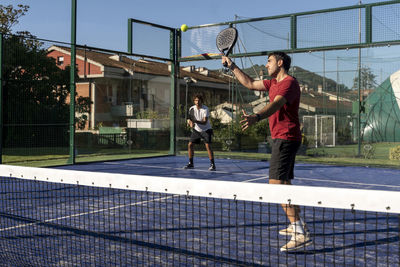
[180,24,188,32]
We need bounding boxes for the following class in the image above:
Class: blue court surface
[1,156,399,266]
[58,155,400,191]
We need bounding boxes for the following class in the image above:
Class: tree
[1,4,91,147]
[0,4,29,35]
[352,66,377,90]
[3,35,72,146]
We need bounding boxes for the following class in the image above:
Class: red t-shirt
[262,76,301,141]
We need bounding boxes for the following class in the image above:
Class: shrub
[363,143,375,159]
[389,145,400,160]
[210,115,268,152]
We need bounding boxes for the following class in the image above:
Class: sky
[1,0,387,51]
[2,0,399,88]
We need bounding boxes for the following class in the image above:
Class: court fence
[1,1,400,166]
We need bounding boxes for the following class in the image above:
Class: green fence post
[128,19,132,54]
[0,33,3,164]
[365,5,372,44]
[69,0,77,164]
[357,2,362,157]
[170,29,178,155]
[290,15,297,50]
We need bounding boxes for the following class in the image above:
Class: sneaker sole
[280,239,313,252]
[279,230,293,236]
[279,228,310,235]
[279,230,310,236]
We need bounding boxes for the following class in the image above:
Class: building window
[57,56,64,66]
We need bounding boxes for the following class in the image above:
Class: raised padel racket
[216,27,238,67]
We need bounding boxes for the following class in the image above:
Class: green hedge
[389,145,400,160]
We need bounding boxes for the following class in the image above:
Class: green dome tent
[362,69,400,142]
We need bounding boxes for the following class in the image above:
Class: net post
[69,0,77,164]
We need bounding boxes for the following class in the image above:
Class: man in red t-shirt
[222,52,312,252]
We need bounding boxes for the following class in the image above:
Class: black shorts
[190,129,213,144]
[269,139,301,181]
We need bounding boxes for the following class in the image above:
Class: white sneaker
[280,232,312,252]
[279,224,293,236]
[279,223,309,236]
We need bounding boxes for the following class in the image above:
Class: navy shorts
[269,139,301,181]
[190,129,213,144]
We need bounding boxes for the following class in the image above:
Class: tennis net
[0,164,399,266]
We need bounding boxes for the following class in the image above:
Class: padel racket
[216,27,238,67]
[187,107,195,122]
[187,107,195,131]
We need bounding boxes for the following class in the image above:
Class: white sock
[291,220,305,234]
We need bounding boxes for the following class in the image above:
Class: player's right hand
[221,56,232,68]
[187,119,194,128]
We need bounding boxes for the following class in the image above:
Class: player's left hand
[240,109,257,131]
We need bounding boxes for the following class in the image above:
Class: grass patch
[178,142,400,169]
[3,147,169,167]
[3,142,400,169]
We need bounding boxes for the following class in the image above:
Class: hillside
[240,64,350,93]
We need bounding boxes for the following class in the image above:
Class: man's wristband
[229,62,236,70]
[256,114,261,122]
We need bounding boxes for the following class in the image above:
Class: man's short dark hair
[268,51,291,72]
[193,94,203,102]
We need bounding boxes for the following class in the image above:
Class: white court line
[0,194,173,232]
[0,168,262,232]
[296,176,400,189]
[243,177,267,183]
[104,162,265,177]
[105,162,400,189]
[244,176,400,189]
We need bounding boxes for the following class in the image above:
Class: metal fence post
[69,0,77,164]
